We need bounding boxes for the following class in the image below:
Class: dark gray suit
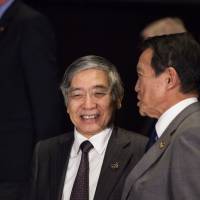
[29,127,147,200]
[122,102,200,200]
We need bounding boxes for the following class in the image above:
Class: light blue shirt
[0,0,15,19]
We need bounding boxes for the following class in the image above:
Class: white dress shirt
[156,97,198,138]
[62,127,112,200]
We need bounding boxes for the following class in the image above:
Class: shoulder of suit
[32,133,73,160]
[116,127,148,142]
[13,1,49,23]
[172,110,200,139]
[36,132,74,151]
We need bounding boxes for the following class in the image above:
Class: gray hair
[60,55,124,109]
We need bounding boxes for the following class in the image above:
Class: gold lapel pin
[159,141,166,149]
[110,162,120,170]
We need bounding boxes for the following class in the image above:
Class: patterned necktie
[70,141,93,200]
[145,128,158,152]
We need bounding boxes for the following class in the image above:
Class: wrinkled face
[135,48,168,118]
[66,68,114,138]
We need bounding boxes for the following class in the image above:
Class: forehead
[137,48,154,74]
[70,68,109,88]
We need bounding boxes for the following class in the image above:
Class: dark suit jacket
[0,1,66,199]
[122,102,200,200]
[29,127,147,200]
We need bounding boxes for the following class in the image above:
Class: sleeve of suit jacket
[19,9,66,140]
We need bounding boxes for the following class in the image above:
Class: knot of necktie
[145,128,158,152]
[80,141,93,153]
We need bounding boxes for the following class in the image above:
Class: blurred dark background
[23,0,200,135]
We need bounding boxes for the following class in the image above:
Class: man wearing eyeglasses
[29,55,147,200]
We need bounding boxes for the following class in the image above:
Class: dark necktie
[70,141,93,200]
[145,128,158,152]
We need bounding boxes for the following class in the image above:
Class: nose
[135,79,139,92]
[83,93,96,109]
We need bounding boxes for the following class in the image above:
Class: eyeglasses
[67,87,111,101]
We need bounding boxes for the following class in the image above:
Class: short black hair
[141,33,200,94]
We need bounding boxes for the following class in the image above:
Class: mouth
[80,114,99,120]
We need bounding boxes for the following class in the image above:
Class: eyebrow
[69,85,109,91]
[68,87,82,92]
[93,85,109,89]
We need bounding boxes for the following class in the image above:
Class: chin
[81,127,101,136]
[139,108,146,116]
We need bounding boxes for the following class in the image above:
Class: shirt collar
[156,97,198,138]
[71,127,113,157]
[0,0,15,19]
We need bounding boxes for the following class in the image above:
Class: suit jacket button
[0,26,5,32]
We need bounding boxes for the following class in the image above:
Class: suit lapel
[49,133,74,200]
[122,102,200,200]
[94,127,134,200]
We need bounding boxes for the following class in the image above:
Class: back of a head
[142,33,200,94]
[141,17,187,40]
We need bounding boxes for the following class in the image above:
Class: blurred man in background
[0,0,66,199]
[141,17,187,40]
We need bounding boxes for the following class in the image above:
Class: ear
[117,99,122,109]
[165,67,179,89]
[66,104,69,113]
